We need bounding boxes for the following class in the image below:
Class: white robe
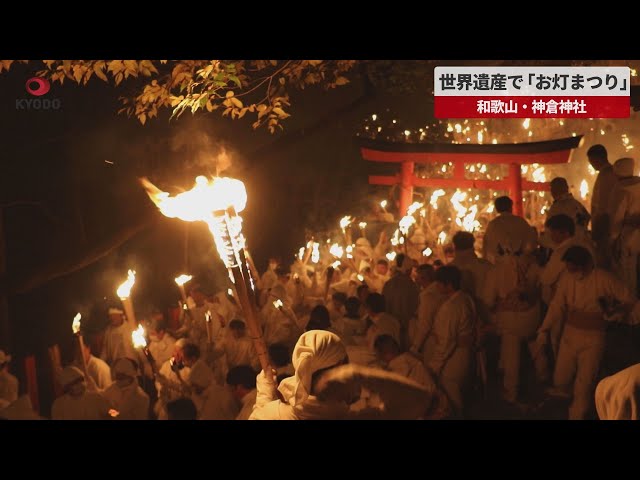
[223,335,260,371]
[410,283,447,364]
[450,250,493,324]
[51,391,111,420]
[86,355,113,391]
[148,333,176,370]
[482,213,538,264]
[193,383,238,420]
[103,382,150,420]
[542,192,591,247]
[100,321,137,366]
[387,353,434,390]
[540,235,597,304]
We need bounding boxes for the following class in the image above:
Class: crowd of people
[1,144,639,420]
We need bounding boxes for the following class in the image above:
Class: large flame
[174,274,192,286]
[72,313,81,334]
[117,270,136,299]
[132,324,147,349]
[141,176,248,274]
[430,189,446,209]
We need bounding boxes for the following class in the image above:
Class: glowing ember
[273,299,283,309]
[580,179,589,200]
[422,247,433,257]
[132,324,147,349]
[438,232,447,244]
[205,311,211,323]
[174,274,192,286]
[357,274,364,282]
[386,252,397,262]
[227,288,233,296]
[117,270,136,299]
[380,200,387,210]
[331,260,341,269]
[72,313,81,334]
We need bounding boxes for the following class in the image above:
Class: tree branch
[8,214,156,295]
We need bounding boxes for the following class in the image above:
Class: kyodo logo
[16,77,61,110]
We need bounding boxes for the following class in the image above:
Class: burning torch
[131,324,157,375]
[141,176,273,380]
[72,313,90,381]
[174,274,192,304]
[117,269,137,327]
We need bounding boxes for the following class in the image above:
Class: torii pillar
[359,135,583,216]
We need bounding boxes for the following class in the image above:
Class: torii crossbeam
[359,135,584,216]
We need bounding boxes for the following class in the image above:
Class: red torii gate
[359,135,584,216]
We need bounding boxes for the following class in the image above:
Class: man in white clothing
[223,319,260,372]
[608,157,640,297]
[540,214,596,357]
[382,253,419,350]
[536,246,640,420]
[100,307,137,366]
[482,196,538,265]
[374,334,433,389]
[188,360,238,420]
[542,177,591,245]
[363,293,401,352]
[103,357,150,420]
[588,144,618,268]
[154,339,192,420]
[450,231,493,326]
[409,265,447,366]
[483,250,547,403]
[0,350,18,405]
[226,365,258,420]
[427,266,476,417]
[79,339,112,391]
[51,366,112,420]
[147,316,177,371]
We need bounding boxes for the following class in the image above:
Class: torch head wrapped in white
[273,299,284,309]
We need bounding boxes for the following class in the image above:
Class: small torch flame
[386,252,397,262]
[330,243,344,258]
[357,274,364,282]
[339,216,353,231]
[580,179,589,200]
[227,288,233,296]
[331,260,341,269]
[174,274,192,287]
[423,247,433,257]
[311,242,320,264]
[72,313,81,334]
[359,221,367,230]
[132,324,147,349]
[380,200,388,210]
[273,299,284,309]
[298,247,305,261]
[117,270,136,299]
[205,310,211,324]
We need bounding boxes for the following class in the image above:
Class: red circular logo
[25,77,50,96]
